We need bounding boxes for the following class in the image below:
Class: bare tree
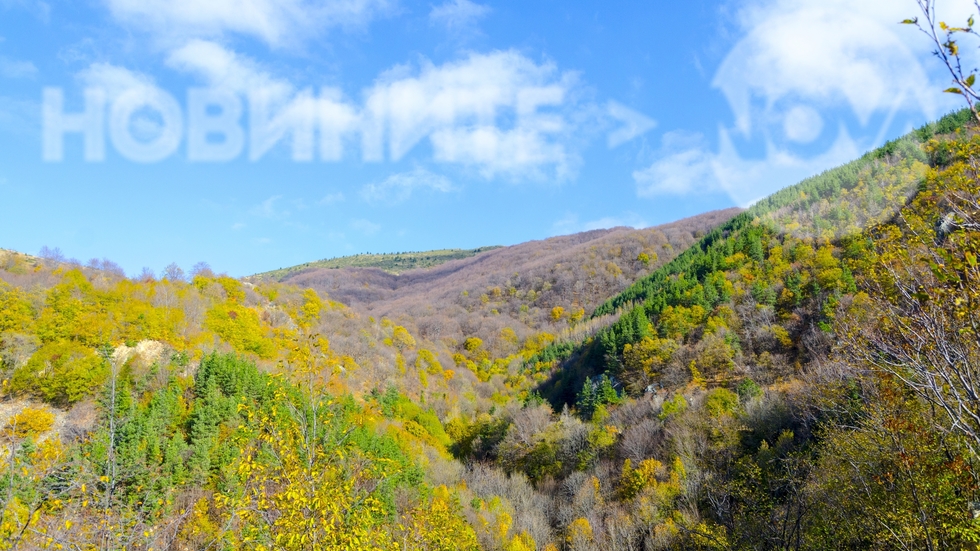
[137,266,155,282]
[162,262,185,282]
[841,156,980,456]
[190,261,214,279]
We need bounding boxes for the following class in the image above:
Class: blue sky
[0,0,972,276]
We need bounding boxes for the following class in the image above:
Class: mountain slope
[262,209,740,362]
[441,108,980,549]
[252,246,503,278]
[531,108,975,406]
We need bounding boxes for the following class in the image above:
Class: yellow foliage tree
[4,406,54,438]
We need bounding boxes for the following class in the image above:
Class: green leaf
[967,74,976,88]
[901,18,918,25]
[945,87,965,95]
[971,15,976,27]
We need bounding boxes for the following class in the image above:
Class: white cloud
[167,40,359,161]
[103,0,393,47]
[364,50,583,180]
[783,105,822,143]
[361,167,454,204]
[635,127,862,206]
[607,101,656,148]
[0,56,37,79]
[636,0,974,205]
[74,63,182,158]
[634,131,715,197]
[231,222,246,230]
[69,43,643,176]
[350,218,381,235]
[77,62,156,100]
[167,39,290,98]
[711,126,863,206]
[165,44,601,174]
[714,0,961,138]
[429,0,490,31]
[318,192,345,205]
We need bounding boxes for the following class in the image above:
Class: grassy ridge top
[252,246,503,279]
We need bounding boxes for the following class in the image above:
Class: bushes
[704,388,739,418]
[5,406,55,437]
[10,340,108,405]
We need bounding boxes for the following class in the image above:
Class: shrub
[659,393,688,420]
[11,341,108,405]
[705,388,740,418]
[736,378,762,400]
[5,406,55,437]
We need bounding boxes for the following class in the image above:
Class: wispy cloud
[318,192,345,205]
[0,95,40,136]
[0,56,37,79]
[76,62,156,99]
[361,167,454,204]
[167,39,290,97]
[350,218,381,235]
[606,101,656,148]
[250,195,290,219]
[429,0,490,31]
[634,131,714,197]
[0,0,50,21]
[102,0,394,47]
[168,39,360,161]
[635,128,862,206]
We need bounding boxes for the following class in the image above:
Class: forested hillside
[449,108,980,548]
[261,210,739,368]
[2,109,980,550]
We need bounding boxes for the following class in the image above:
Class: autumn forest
[9,11,980,551]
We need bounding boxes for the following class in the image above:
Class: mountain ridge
[250,246,505,278]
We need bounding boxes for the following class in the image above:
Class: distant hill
[262,208,742,363]
[251,246,503,278]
